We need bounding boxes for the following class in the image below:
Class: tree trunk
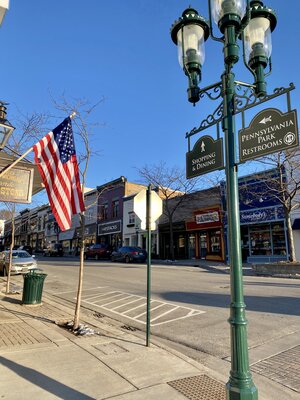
[6,209,15,294]
[286,213,296,262]
[73,213,85,330]
[169,217,175,261]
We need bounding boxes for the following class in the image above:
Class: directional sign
[133,189,163,230]
[239,108,299,162]
[186,135,224,179]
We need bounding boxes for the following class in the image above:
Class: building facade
[158,187,224,260]
[221,168,288,263]
[97,177,146,249]
[123,192,159,257]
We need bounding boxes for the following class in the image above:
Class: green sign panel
[186,135,224,179]
[239,108,299,162]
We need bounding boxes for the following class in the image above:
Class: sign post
[133,187,163,346]
[146,184,151,347]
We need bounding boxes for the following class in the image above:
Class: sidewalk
[0,278,298,400]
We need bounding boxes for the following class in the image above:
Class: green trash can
[22,270,47,305]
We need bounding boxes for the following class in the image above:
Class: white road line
[111,296,141,310]
[150,306,179,322]
[152,310,205,326]
[83,291,119,302]
[80,287,206,327]
[100,294,134,307]
[133,302,165,319]
[122,302,146,315]
[133,300,156,319]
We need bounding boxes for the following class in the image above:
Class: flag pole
[0,112,77,179]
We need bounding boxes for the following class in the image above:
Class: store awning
[0,151,44,196]
[292,219,300,230]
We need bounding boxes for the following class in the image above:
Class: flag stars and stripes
[33,117,85,231]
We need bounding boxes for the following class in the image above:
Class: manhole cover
[252,345,300,392]
[168,374,226,400]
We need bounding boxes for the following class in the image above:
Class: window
[128,212,135,224]
[112,200,119,218]
[101,203,108,220]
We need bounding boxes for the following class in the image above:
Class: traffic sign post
[133,187,163,347]
[146,185,151,347]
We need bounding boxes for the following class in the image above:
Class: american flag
[33,117,85,231]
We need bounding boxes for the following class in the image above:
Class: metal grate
[168,374,226,400]
[252,345,300,393]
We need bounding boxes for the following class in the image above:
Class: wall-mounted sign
[98,220,121,235]
[196,211,219,224]
[186,207,222,231]
[239,108,299,162]
[0,166,34,203]
[186,135,224,179]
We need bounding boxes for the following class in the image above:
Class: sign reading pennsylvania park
[239,108,299,162]
[186,135,224,179]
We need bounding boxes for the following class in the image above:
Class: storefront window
[250,225,271,256]
[247,223,286,257]
[272,224,286,255]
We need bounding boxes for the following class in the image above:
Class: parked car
[84,244,112,260]
[111,246,147,263]
[43,243,64,257]
[18,245,33,255]
[0,250,37,276]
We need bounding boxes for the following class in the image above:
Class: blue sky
[1,1,300,206]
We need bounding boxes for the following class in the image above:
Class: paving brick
[252,346,300,393]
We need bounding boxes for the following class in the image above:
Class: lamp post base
[226,381,258,400]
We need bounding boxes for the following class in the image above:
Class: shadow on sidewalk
[0,356,96,400]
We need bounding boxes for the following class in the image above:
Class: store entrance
[199,232,207,259]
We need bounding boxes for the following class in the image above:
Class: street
[13,258,299,363]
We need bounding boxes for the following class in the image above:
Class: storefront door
[199,232,207,259]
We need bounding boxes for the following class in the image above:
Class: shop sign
[196,211,219,224]
[186,135,224,179]
[0,166,34,203]
[240,206,285,225]
[98,220,121,235]
[186,208,221,231]
[239,108,299,162]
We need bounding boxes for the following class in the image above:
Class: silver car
[0,250,37,276]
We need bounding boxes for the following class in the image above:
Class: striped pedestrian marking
[81,288,205,327]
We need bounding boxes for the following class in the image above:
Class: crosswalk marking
[81,288,205,327]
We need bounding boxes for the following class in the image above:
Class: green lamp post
[171,1,277,399]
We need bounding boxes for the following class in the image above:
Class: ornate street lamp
[0,102,14,149]
[171,1,277,399]
[243,1,277,96]
[0,0,9,26]
[171,7,210,104]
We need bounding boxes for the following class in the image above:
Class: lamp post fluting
[171,1,277,399]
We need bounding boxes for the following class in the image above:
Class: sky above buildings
[1,1,300,207]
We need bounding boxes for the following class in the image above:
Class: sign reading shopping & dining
[186,135,224,179]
